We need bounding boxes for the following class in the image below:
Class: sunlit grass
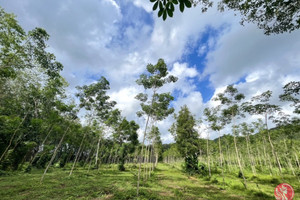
[0,163,299,199]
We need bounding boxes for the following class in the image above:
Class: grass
[0,163,299,199]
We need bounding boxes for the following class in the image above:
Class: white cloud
[109,86,141,121]
[204,23,300,87]
[2,0,299,144]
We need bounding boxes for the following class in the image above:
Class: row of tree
[169,82,299,188]
[0,7,167,190]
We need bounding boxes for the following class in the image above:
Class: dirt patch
[94,194,114,200]
[159,191,174,197]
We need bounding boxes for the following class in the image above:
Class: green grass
[0,163,299,199]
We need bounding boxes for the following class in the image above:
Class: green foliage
[136,58,177,121]
[76,76,116,121]
[151,0,212,21]
[0,7,26,79]
[113,119,139,171]
[213,85,245,126]
[280,81,300,114]
[171,105,199,174]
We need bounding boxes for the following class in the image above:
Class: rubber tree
[203,105,225,181]
[135,58,177,196]
[0,24,64,166]
[40,103,78,182]
[149,126,162,167]
[242,90,282,175]
[71,76,116,175]
[114,119,139,171]
[238,122,256,175]
[213,85,247,189]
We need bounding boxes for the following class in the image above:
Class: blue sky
[1,0,300,143]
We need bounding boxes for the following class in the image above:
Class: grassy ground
[0,163,299,199]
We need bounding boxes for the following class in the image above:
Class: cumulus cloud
[2,0,299,143]
[204,24,300,87]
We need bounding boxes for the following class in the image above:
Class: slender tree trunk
[29,126,54,165]
[226,146,232,172]
[41,126,70,183]
[283,139,296,176]
[0,114,27,163]
[262,136,273,175]
[149,145,153,177]
[144,144,150,180]
[233,135,247,188]
[218,131,225,185]
[95,134,101,167]
[69,132,87,176]
[294,151,300,170]
[246,135,256,175]
[137,115,150,196]
[255,145,262,167]
[265,113,282,174]
[232,114,247,189]
[155,152,158,167]
[206,133,211,178]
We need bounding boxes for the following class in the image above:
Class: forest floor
[0,163,299,199]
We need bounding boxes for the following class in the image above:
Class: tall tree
[214,85,247,188]
[171,105,199,175]
[238,122,256,175]
[149,126,163,167]
[135,58,177,196]
[113,118,139,171]
[242,90,282,174]
[74,76,116,172]
[203,106,224,180]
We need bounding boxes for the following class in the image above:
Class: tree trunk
[255,145,262,167]
[265,113,282,174]
[294,151,300,170]
[233,135,247,188]
[149,145,153,177]
[29,126,53,165]
[137,115,150,196]
[0,114,27,163]
[231,113,247,189]
[283,139,296,176]
[69,132,87,176]
[245,135,256,175]
[206,133,211,178]
[217,131,225,185]
[262,136,273,175]
[95,134,101,167]
[41,126,70,183]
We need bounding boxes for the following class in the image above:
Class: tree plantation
[0,6,300,200]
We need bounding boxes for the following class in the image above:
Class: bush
[24,165,31,173]
[270,177,280,185]
[237,171,243,179]
[197,162,209,176]
[211,178,218,184]
[183,155,199,175]
[0,169,10,176]
[118,164,125,171]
